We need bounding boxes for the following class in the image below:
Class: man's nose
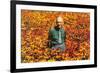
[58,23,61,25]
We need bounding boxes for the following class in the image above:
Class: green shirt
[48,27,66,46]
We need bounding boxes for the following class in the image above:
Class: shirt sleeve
[64,31,66,42]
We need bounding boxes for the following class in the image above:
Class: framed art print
[10,0,97,72]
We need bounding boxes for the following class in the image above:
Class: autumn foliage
[21,10,90,63]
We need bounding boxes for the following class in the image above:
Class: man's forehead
[56,16,63,22]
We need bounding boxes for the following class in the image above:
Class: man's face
[56,17,64,29]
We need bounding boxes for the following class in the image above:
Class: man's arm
[47,29,52,48]
[64,30,66,42]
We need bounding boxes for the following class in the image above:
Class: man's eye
[57,22,62,23]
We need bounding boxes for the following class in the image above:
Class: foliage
[21,10,90,63]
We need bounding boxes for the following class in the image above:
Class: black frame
[10,0,97,73]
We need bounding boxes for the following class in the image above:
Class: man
[48,16,66,51]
